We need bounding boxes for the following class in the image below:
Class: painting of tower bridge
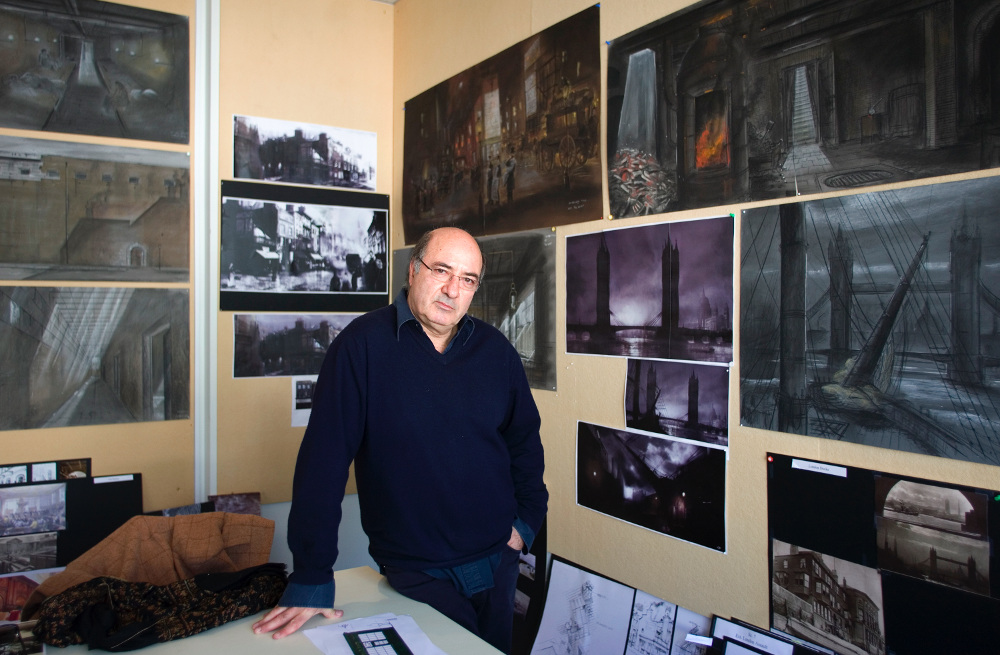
[626,358,729,447]
[566,216,734,362]
[740,175,1000,467]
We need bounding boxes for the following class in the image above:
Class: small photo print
[0,468,27,486]
[0,483,67,537]
[29,464,55,483]
[0,533,57,574]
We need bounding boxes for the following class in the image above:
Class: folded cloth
[22,512,275,620]
[32,562,287,651]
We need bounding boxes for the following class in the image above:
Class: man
[253,227,547,654]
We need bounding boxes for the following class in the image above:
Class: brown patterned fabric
[31,563,287,650]
[22,512,275,620]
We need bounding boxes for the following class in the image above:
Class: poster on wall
[741,175,1000,468]
[566,215,734,362]
[220,181,388,312]
[767,453,1000,655]
[0,0,189,143]
[0,136,190,283]
[233,313,359,378]
[577,421,726,552]
[606,0,1000,219]
[392,228,558,390]
[625,359,729,447]
[0,286,189,431]
[402,6,601,244]
[234,115,377,191]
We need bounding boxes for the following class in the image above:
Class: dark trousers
[382,546,520,654]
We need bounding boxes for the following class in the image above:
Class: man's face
[407,228,482,337]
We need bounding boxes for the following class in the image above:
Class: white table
[56,565,503,654]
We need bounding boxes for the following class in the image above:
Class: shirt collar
[394,288,475,349]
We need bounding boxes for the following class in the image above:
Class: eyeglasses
[418,257,480,291]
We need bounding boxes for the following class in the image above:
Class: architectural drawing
[607,0,1000,217]
[741,175,1000,467]
[626,589,677,655]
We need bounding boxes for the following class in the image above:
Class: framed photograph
[220,181,389,312]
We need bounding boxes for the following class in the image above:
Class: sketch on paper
[607,0,1000,218]
[220,181,388,313]
[392,228,557,390]
[670,606,711,655]
[233,313,359,378]
[626,589,677,655]
[403,6,601,243]
[0,0,189,143]
[577,421,726,552]
[740,176,1000,467]
[626,359,729,447]
[0,286,189,431]
[875,477,990,597]
[0,136,190,282]
[566,216,733,362]
[234,115,377,190]
[530,557,634,655]
[772,540,886,655]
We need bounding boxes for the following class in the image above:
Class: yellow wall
[391,0,1000,629]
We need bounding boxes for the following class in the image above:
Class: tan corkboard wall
[391,0,1000,629]
[0,0,196,513]
[214,0,394,501]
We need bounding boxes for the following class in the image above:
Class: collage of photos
[566,215,734,553]
[768,453,1000,655]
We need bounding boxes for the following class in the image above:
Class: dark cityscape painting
[0,286,189,431]
[0,0,189,143]
[0,136,190,283]
[234,115,377,191]
[566,216,734,362]
[233,313,359,378]
[577,421,726,552]
[625,359,729,447]
[741,175,1000,467]
[607,0,1000,218]
[402,6,601,244]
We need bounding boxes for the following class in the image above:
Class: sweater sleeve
[284,329,367,594]
[502,351,548,541]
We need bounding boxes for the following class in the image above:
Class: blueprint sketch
[530,558,635,655]
[625,589,677,655]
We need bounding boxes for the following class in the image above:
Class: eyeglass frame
[416,257,481,291]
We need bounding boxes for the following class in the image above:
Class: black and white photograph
[402,6,601,243]
[220,180,389,312]
[626,359,729,447]
[606,0,1000,219]
[577,421,726,552]
[741,175,1000,467]
[29,463,55,483]
[0,483,66,538]
[876,477,990,597]
[0,0,189,143]
[234,115,377,190]
[0,469,26,487]
[0,532,57,574]
[233,313,359,378]
[292,375,317,428]
[566,216,734,362]
[0,287,189,431]
[771,539,886,655]
[392,227,557,390]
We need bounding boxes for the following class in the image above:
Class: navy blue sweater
[281,292,547,606]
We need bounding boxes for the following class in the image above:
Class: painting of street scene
[741,175,1000,467]
[607,0,1000,218]
[402,6,601,243]
[220,181,388,312]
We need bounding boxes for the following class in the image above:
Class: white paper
[304,613,447,655]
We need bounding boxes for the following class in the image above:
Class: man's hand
[508,526,525,552]
[252,605,343,639]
